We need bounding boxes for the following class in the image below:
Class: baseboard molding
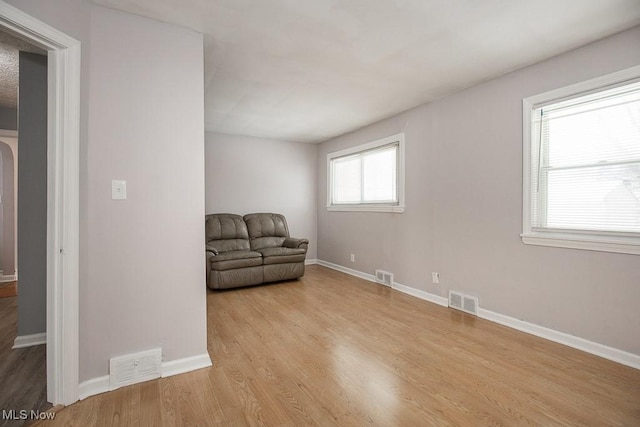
[304,258,318,265]
[316,259,640,370]
[0,274,16,282]
[162,353,212,378]
[78,375,108,400]
[477,309,640,370]
[78,352,213,400]
[391,281,448,307]
[13,332,46,349]
[316,259,376,282]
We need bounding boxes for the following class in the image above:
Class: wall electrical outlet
[112,179,127,200]
[350,253,355,263]
[431,272,440,284]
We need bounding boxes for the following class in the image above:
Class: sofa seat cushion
[257,247,306,265]
[210,250,263,271]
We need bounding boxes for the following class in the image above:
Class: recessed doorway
[0,1,80,406]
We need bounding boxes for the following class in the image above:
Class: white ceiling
[94,1,640,142]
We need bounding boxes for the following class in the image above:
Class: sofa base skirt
[208,266,263,290]
[263,262,305,283]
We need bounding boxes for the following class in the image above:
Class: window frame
[327,133,405,213]
[522,65,640,255]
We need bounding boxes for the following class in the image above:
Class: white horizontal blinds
[331,143,398,205]
[332,155,361,203]
[532,80,640,233]
[363,144,397,203]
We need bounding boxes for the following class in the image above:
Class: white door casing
[0,1,80,405]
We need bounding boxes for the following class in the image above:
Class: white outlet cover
[112,180,127,200]
[431,272,440,284]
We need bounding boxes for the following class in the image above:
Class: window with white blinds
[327,133,405,212]
[522,66,640,255]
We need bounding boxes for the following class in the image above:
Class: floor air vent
[109,348,162,390]
[448,291,479,315]
[374,270,393,286]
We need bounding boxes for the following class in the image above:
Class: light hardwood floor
[35,265,640,426]
[0,290,50,427]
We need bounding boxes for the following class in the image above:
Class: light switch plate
[112,180,127,200]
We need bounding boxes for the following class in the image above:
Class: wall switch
[112,180,127,200]
[350,253,355,263]
[431,272,440,284]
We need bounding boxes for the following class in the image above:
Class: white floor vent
[448,291,479,315]
[109,348,162,390]
[374,270,393,287]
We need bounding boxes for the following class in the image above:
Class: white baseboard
[319,262,444,308]
[316,259,640,370]
[304,258,318,265]
[316,259,376,282]
[162,353,212,378]
[477,309,640,370]
[13,332,46,348]
[391,281,448,307]
[78,352,213,400]
[78,375,109,400]
[0,274,16,282]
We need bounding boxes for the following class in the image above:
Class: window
[522,66,640,255]
[327,133,405,212]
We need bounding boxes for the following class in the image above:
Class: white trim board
[0,274,16,282]
[78,376,108,401]
[391,281,448,307]
[316,260,640,370]
[316,259,376,282]
[79,353,212,400]
[13,332,47,348]
[477,309,640,370]
[304,258,318,266]
[162,353,212,378]
[0,1,81,406]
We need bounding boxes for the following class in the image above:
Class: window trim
[522,65,640,255]
[327,133,405,213]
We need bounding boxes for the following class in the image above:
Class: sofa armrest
[206,245,218,263]
[206,255,216,267]
[283,237,309,250]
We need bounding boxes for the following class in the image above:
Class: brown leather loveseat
[205,213,309,289]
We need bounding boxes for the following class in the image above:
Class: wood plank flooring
[0,294,50,427]
[34,265,640,425]
[0,282,17,298]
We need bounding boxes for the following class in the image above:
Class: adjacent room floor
[0,281,50,427]
[32,265,640,425]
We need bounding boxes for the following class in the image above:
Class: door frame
[0,1,80,405]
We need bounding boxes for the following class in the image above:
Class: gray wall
[317,26,640,356]
[205,132,318,259]
[8,0,209,382]
[17,52,47,336]
[0,106,17,130]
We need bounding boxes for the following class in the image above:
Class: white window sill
[327,205,405,213]
[521,231,640,255]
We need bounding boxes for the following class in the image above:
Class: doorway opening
[0,1,80,406]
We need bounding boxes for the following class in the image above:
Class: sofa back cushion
[244,213,290,250]
[205,213,250,253]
